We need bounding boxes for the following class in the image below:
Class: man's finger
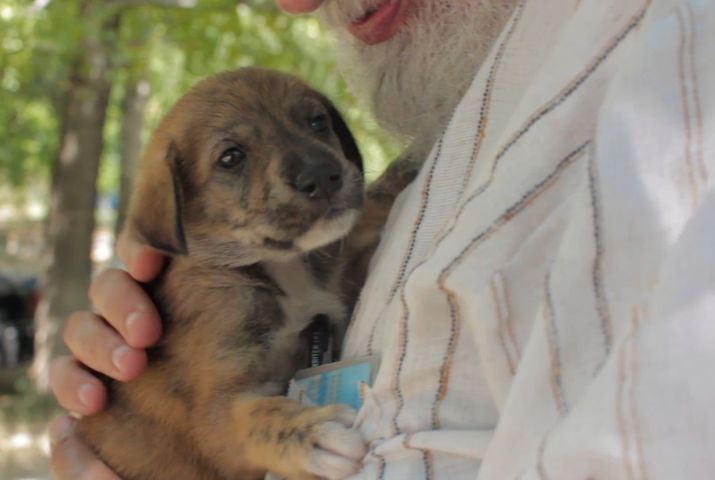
[50,416,121,480]
[115,229,165,282]
[64,310,147,382]
[50,355,107,415]
[88,269,161,349]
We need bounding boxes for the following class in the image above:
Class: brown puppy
[77,68,418,480]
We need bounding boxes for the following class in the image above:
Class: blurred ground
[0,368,58,480]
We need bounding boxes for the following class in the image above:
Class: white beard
[317,0,519,143]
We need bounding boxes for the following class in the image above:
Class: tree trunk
[115,71,150,238]
[31,6,120,393]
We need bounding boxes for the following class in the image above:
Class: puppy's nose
[293,162,343,200]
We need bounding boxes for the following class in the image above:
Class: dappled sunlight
[0,372,58,480]
[91,228,115,264]
[0,427,52,480]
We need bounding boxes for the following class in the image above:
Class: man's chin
[318,0,519,140]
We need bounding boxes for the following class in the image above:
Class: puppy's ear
[324,101,363,173]
[127,141,188,256]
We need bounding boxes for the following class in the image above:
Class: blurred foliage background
[1,0,398,199]
[0,1,401,477]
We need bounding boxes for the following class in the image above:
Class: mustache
[318,0,469,27]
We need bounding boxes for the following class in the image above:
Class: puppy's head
[127,68,364,266]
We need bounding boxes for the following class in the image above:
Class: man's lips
[347,0,410,45]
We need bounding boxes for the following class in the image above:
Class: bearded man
[50,0,715,478]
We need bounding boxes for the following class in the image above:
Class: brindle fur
[77,68,418,480]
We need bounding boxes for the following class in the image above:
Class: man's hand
[49,231,165,478]
[49,416,121,480]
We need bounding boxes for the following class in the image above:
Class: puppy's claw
[306,449,360,480]
[267,403,366,480]
[333,405,358,428]
[316,420,367,461]
[301,420,365,479]
[293,410,365,480]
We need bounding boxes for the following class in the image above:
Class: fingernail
[126,311,145,341]
[78,383,95,409]
[49,416,75,446]
[112,345,130,373]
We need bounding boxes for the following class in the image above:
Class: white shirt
[344,0,715,478]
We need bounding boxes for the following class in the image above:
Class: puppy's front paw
[301,406,365,480]
[238,397,366,480]
[276,404,366,480]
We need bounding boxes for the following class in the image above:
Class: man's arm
[479,3,715,476]
[516,190,715,479]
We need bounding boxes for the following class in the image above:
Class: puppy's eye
[309,114,329,132]
[217,147,246,169]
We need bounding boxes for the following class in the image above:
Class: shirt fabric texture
[343,0,715,478]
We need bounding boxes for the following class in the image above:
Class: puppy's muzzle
[285,151,344,201]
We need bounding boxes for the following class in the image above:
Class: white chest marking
[263,257,345,333]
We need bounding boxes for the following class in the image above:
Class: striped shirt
[344,0,715,478]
